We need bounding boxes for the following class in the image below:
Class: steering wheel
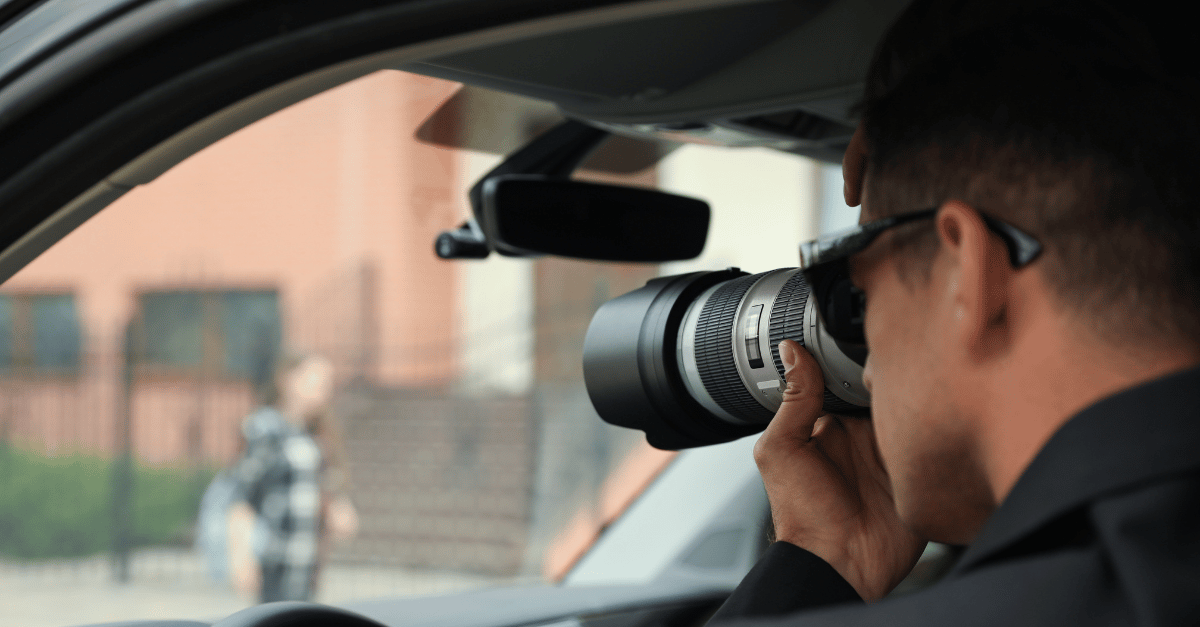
[212,602,389,627]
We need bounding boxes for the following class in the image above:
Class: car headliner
[406,0,904,127]
[407,0,904,164]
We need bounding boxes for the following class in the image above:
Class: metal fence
[1,361,632,551]
[329,387,536,574]
[0,259,664,627]
[1,357,646,627]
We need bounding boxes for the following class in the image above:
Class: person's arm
[710,542,861,623]
[227,500,261,597]
[226,431,272,597]
[741,341,926,602]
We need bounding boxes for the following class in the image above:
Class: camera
[583,268,869,450]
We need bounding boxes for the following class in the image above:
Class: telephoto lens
[582,268,869,450]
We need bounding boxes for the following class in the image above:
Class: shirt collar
[954,364,1200,572]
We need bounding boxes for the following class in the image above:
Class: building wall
[0,70,462,464]
[659,144,822,275]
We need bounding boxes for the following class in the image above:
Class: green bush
[0,444,214,560]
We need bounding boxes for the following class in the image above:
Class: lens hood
[583,269,769,449]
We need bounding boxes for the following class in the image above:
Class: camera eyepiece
[583,268,869,450]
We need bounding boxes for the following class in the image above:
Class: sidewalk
[0,548,512,627]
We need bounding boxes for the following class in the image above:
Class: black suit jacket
[710,365,1200,626]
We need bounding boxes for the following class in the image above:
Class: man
[712,1,1200,624]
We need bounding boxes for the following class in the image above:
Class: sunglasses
[798,207,1043,345]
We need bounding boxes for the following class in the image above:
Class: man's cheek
[861,356,875,394]
[865,360,910,469]
[868,401,903,486]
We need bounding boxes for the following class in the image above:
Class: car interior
[0,1,959,626]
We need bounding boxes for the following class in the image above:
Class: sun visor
[415,85,678,174]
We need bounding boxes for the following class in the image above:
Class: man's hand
[326,494,360,543]
[754,340,925,601]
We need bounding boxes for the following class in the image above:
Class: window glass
[32,294,82,370]
[140,291,204,368]
[0,71,825,626]
[221,291,282,379]
[137,290,281,378]
[0,292,82,373]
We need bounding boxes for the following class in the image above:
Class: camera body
[583,268,869,450]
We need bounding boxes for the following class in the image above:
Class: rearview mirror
[480,175,709,262]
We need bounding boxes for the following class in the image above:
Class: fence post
[356,260,379,383]
[111,320,135,583]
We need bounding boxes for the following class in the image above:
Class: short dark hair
[858,1,1200,346]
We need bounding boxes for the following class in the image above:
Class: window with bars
[136,289,281,381]
[0,292,83,374]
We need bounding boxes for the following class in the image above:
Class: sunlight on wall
[454,152,535,397]
[657,145,821,276]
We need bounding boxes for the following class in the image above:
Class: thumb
[771,339,827,441]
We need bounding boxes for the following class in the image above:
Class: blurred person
[305,375,360,584]
[196,467,239,584]
[226,351,355,603]
[709,0,1200,625]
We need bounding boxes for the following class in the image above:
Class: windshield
[0,70,846,627]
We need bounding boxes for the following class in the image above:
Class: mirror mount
[434,220,489,259]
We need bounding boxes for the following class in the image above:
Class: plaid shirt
[231,406,322,594]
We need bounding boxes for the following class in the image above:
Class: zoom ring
[768,270,810,380]
[695,272,775,423]
[768,271,864,415]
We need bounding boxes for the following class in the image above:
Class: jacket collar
[953,364,1200,573]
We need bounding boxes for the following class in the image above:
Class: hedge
[0,444,213,559]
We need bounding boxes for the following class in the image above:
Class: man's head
[840,1,1200,541]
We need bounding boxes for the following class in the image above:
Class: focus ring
[695,272,775,423]
[768,270,863,415]
[769,270,810,379]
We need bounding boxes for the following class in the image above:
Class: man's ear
[843,124,868,208]
[936,200,1012,359]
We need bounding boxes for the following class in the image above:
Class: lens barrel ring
[769,271,866,415]
[695,272,776,423]
[769,271,811,373]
